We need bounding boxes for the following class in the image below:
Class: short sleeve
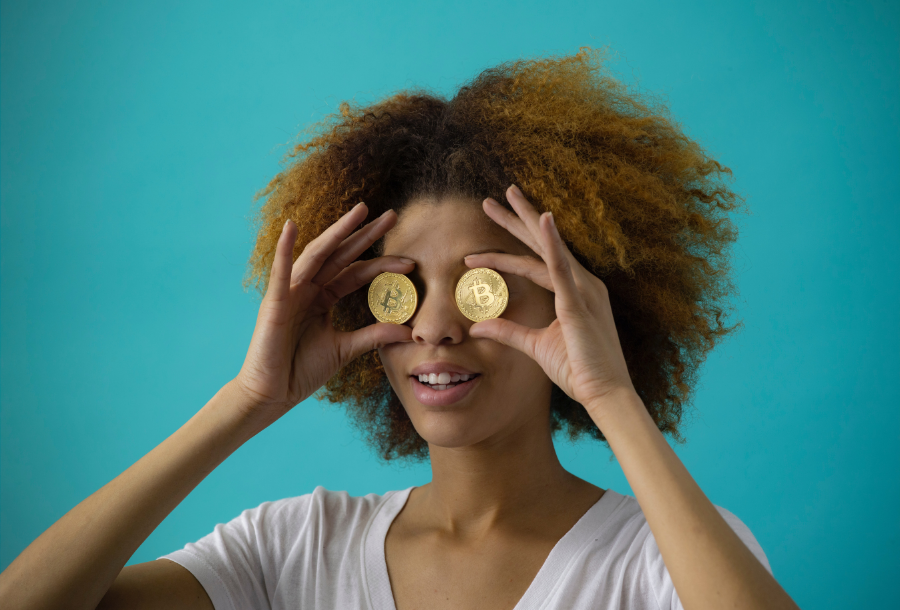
[642,505,773,610]
[159,494,313,610]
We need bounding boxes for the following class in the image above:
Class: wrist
[200,380,278,443]
[585,386,647,428]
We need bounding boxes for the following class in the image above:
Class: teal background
[2,0,897,607]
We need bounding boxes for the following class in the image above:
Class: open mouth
[411,373,481,391]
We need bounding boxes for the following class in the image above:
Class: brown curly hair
[242,46,745,463]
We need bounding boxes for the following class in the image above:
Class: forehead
[381,195,530,263]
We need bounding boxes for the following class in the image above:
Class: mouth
[409,373,482,407]
[412,372,481,391]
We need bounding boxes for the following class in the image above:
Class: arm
[588,389,799,610]
[1,204,413,610]
[0,380,265,610]
[465,185,800,610]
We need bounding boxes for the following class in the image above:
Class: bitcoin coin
[368,272,418,324]
[455,268,509,322]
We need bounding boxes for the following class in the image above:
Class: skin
[378,187,801,610]
[376,195,606,608]
[379,195,604,519]
[0,186,800,610]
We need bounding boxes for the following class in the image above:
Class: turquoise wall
[2,1,897,607]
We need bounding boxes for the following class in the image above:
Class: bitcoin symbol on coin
[368,272,417,324]
[469,281,495,308]
[380,286,404,315]
[455,268,508,322]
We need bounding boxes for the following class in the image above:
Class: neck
[417,410,585,539]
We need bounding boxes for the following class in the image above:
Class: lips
[409,362,480,377]
[410,374,481,407]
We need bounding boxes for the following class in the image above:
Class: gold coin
[368,272,418,324]
[455,268,509,322]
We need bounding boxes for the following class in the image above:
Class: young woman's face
[377,195,557,450]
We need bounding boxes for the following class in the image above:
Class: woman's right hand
[231,202,414,421]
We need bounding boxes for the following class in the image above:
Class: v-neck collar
[361,486,625,610]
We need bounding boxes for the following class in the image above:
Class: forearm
[589,390,800,610]
[0,380,264,610]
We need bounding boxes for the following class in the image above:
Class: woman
[0,48,800,609]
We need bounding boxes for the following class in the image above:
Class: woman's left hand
[464,184,636,415]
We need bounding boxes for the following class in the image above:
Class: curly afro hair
[242,46,745,463]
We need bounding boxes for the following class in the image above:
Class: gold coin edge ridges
[368,272,417,325]
[455,268,508,322]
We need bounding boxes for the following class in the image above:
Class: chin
[395,397,479,441]
[415,426,492,451]
[407,403,516,451]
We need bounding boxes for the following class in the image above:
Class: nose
[408,284,469,346]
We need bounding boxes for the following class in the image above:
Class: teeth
[416,373,476,386]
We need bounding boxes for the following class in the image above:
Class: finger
[337,322,414,366]
[498,185,580,273]
[309,208,398,286]
[291,202,370,286]
[468,317,544,360]
[482,198,544,256]
[317,255,416,310]
[265,220,298,306]
[505,185,547,251]
[463,252,554,292]
[540,211,585,315]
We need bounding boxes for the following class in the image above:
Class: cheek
[482,343,552,411]
[506,288,555,328]
[376,346,401,384]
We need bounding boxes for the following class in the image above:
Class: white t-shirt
[160,485,772,610]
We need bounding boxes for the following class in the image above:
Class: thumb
[468,318,539,359]
[337,323,414,365]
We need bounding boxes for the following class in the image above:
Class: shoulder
[606,492,772,609]
[619,494,772,576]
[159,487,411,610]
[161,487,411,573]
[558,490,772,608]
[233,485,405,535]
[169,486,409,560]
[596,491,771,570]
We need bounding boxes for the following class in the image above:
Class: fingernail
[399,257,415,264]
[548,211,556,228]
[380,209,393,218]
[354,202,365,209]
[509,184,522,196]
[283,219,291,231]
